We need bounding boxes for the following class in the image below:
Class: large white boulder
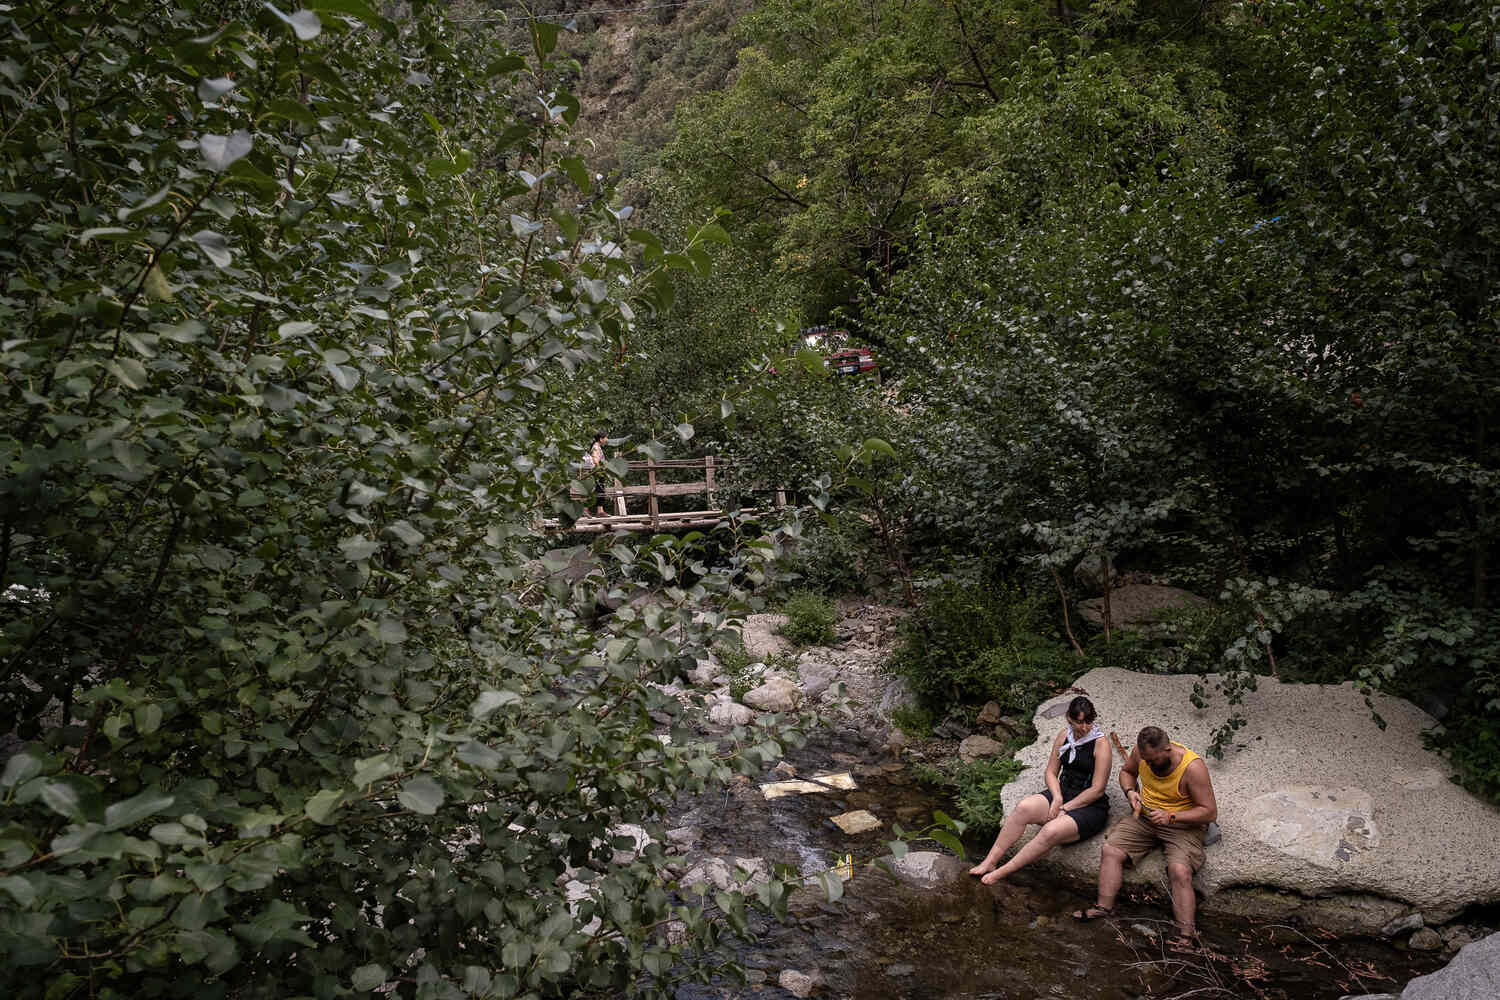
[1401,931,1500,999]
[1002,667,1500,922]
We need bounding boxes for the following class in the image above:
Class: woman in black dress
[968,696,1112,884]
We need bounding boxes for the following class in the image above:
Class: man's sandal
[1071,905,1113,922]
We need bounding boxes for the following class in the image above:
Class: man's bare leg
[1168,861,1197,938]
[1096,841,1126,909]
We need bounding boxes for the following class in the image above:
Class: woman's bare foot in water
[967,861,997,878]
[979,868,1008,886]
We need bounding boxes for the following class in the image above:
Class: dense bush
[963,638,1078,717]
[783,516,878,596]
[0,4,801,997]
[911,757,1025,834]
[777,590,837,647]
[885,580,1057,707]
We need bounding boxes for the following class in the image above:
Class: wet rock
[605,823,655,863]
[1408,928,1443,951]
[667,826,700,849]
[778,969,820,997]
[885,963,915,978]
[829,810,882,835]
[744,675,802,712]
[734,857,771,887]
[680,858,732,891]
[1446,932,1476,954]
[1130,923,1159,940]
[958,734,1006,763]
[1401,931,1500,999]
[761,772,857,799]
[977,701,1004,725]
[680,856,771,892]
[708,700,754,727]
[883,728,908,757]
[1382,912,1425,938]
[885,850,965,890]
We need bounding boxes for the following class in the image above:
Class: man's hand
[1125,789,1142,816]
[1146,808,1173,827]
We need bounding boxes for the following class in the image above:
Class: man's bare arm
[1118,749,1143,815]
[1174,759,1217,825]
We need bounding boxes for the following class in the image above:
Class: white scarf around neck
[1061,724,1103,764]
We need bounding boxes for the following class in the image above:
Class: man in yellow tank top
[1072,726,1218,943]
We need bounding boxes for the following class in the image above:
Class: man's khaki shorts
[1105,814,1207,872]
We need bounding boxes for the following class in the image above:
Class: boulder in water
[885,850,964,890]
[778,969,821,998]
[1400,932,1500,999]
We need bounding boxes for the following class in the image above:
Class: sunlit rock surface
[1002,667,1500,923]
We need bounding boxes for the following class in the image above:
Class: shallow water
[670,733,1445,1000]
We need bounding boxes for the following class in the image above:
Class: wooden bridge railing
[548,456,787,533]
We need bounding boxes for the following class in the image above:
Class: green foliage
[911,757,1025,834]
[777,589,836,646]
[951,758,1026,833]
[783,515,877,596]
[885,580,1057,708]
[1428,712,1500,805]
[964,638,1078,718]
[888,704,935,738]
[715,640,797,700]
[0,3,808,996]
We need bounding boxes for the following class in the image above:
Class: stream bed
[667,732,1447,1000]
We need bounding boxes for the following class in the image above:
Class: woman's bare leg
[980,814,1080,884]
[968,794,1050,876]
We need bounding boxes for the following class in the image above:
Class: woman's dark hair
[593,430,607,442]
[1066,696,1096,724]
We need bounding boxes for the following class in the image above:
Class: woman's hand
[1048,798,1063,821]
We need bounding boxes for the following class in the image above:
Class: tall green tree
[0,3,800,996]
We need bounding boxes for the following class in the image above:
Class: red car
[797,326,878,377]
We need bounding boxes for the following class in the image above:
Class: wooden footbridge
[542,456,788,534]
